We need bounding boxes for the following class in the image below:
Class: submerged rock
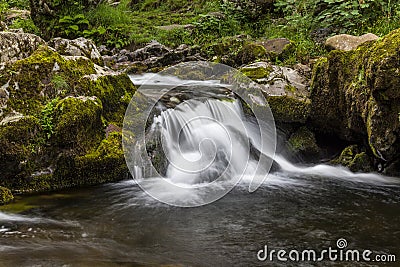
[311,29,400,174]
[325,33,378,51]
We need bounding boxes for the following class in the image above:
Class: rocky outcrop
[311,29,400,174]
[0,32,45,64]
[241,61,311,123]
[325,33,378,51]
[288,126,320,159]
[0,39,137,194]
[331,145,373,173]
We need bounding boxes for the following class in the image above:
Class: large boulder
[0,42,137,194]
[325,33,378,51]
[310,29,400,174]
[0,32,45,64]
[241,61,311,123]
[0,186,13,205]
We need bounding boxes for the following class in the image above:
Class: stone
[48,37,103,65]
[310,28,400,173]
[258,38,292,56]
[0,32,45,64]
[325,33,378,51]
[288,126,320,159]
[241,62,311,123]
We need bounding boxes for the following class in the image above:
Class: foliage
[55,14,90,38]
[40,98,59,139]
[9,18,40,35]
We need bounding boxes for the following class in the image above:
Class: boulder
[258,38,292,56]
[310,29,400,174]
[241,62,311,123]
[0,44,137,194]
[0,32,45,64]
[325,33,378,51]
[48,37,103,65]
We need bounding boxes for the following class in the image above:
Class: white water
[133,97,398,206]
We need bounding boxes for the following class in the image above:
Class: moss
[0,186,14,205]
[53,132,128,188]
[266,95,311,123]
[240,64,272,80]
[52,96,104,153]
[288,126,319,156]
[79,74,136,127]
[0,116,44,188]
[235,43,268,66]
[331,145,373,172]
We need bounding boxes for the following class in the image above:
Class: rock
[156,24,194,31]
[258,38,292,56]
[331,145,373,172]
[310,29,400,173]
[235,43,267,66]
[0,186,13,205]
[48,37,103,65]
[288,126,320,159]
[131,40,171,61]
[0,45,137,194]
[0,32,45,64]
[241,62,311,123]
[325,33,378,51]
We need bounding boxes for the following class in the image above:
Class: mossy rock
[240,62,273,80]
[52,96,104,153]
[53,132,128,188]
[310,28,400,170]
[331,145,373,172]
[266,95,311,123]
[288,127,320,158]
[0,42,138,197]
[0,186,14,205]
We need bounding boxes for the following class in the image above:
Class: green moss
[53,132,128,188]
[331,145,373,172]
[288,127,319,156]
[52,96,104,153]
[240,64,272,80]
[266,95,311,123]
[0,186,14,205]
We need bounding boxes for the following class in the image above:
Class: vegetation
[2,0,400,64]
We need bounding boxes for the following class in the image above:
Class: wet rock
[311,29,400,172]
[331,145,373,172]
[48,37,103,65]
[325,33,378,51]
[0,32,45,64]
[288,126,320,159]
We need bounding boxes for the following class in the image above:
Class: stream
[0,71,399,266]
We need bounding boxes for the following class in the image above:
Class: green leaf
[69,25,79,31]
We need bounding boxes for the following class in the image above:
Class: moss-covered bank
[310,28,400,175]
[0,44,137,196]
